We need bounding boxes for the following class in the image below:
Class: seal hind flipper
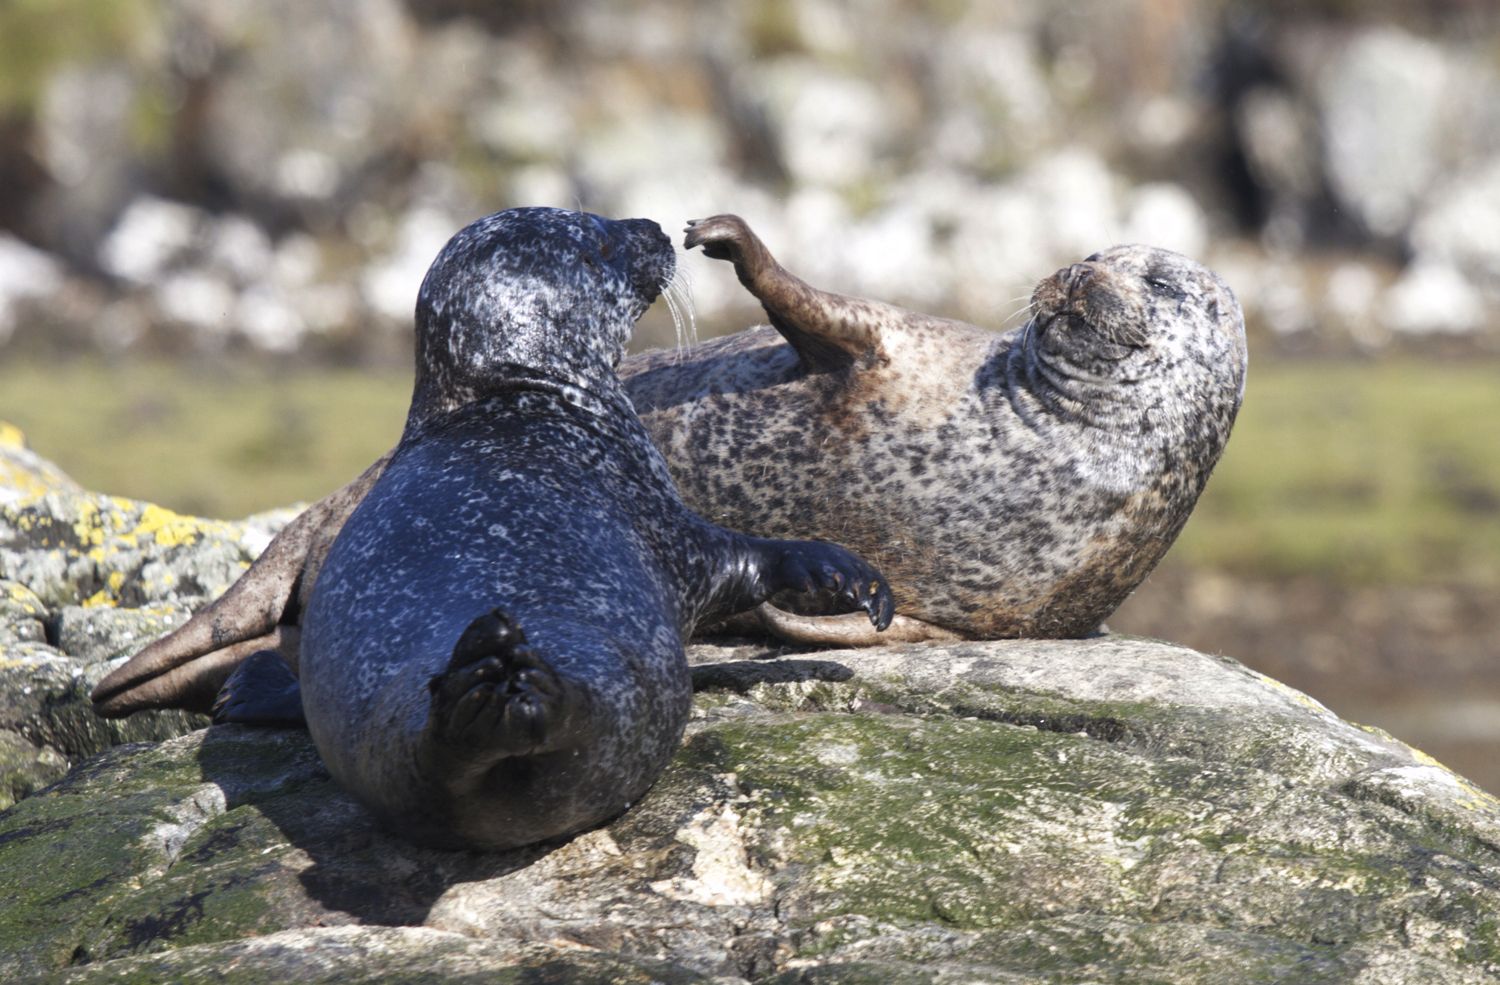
[212,649,306,727]
[752,603,960,647]
[421,610,596,794]
[685,214,890,371]
[93,625,300,717]
[90,453,389,718]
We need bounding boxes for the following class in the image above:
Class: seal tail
[422,609,593,779]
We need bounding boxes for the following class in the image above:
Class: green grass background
[1,356,1497,587]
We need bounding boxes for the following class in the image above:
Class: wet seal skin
[92,211,1245,711]
[95,207,892,852]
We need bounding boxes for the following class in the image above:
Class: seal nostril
[1064,263,1094,295]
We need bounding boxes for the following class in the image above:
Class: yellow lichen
[0,421,25,449]
[4,582,42,614]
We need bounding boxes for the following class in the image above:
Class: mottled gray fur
[627,215,1247,639]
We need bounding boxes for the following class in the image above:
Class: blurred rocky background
[0,1,1497,786]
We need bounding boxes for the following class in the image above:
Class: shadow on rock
[190,725,556,928]
[690,656,853,693]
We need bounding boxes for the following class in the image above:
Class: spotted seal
[93,212,1243,717]
[627,215,1247,643]
[100,207,893,852]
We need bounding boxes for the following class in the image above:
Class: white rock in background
[208,215,275,286]
[573,111,728,205]
[1324,261,1389,348]
[98,197,205,285]
[763,64,892,188]
[236,285,306,353]
[1381,262,1486,336]
[1410,160,1500,291]
[153,266,235,335]
[0,236,65,343]
[360,206,459,323]
[1122,183,1209,259]
[1250,261,1315,337]
[154,270,236,335]
[927,30,1056,168]
[1318,28,1448,238]
[1019,148,1122,261]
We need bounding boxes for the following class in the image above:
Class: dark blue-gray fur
[298,208,891,851]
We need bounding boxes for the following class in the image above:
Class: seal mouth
[1030,261,1149,351]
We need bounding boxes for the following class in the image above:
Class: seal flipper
[751,603,961,647]
[212,649,306,727]
[685,214,891,371]
[699,534,896,633]
[91,453,389,718]
[421,610,595,794]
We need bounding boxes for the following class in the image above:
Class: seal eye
[1144,274,1186,302]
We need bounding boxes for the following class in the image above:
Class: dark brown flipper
[90,453,391,717]
[684,214,891,371]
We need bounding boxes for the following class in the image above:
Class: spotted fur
[627,217,1248,639]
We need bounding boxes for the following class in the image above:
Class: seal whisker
[999,301,1035,328]
[663,265,698,361]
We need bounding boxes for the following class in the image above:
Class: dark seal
[99,208,892,852]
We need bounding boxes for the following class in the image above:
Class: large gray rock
[3,636,1500,983]
[4,430,1500,982]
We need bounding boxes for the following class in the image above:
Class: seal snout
[1061,262,1096,295]
[1029,257,1150,354]
[617,217,675,302]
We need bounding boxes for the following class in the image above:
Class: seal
[101,207,893,853]
[93,213,1244,716]
[624,215,1247,643]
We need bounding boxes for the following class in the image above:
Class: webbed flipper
[212,648,306,726]
[91,453,389,717]
[685,214,894,371]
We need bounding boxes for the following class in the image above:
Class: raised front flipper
[685,214,895,371]
[90,452,389,717]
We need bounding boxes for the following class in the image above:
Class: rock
[1121,182,1208,260]
[1381,262,1487,337]
[1410,160,1500,292]
[0,426,283,810]
[0,643,205,811]
[0,423,81,508]
[97,196,207,286]
[0,234,66,345]
[4,426,1500,982]
[1317,27,1450,239]
[760,63,895,189]
[3,637,1500,982]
